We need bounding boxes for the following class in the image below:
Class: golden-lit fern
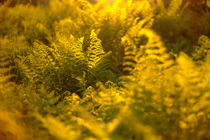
[136,29,174,68]
[0,1,210,140]
[121,16,155,74]
[87,30,106,69]
[121,35,137,74]
[22,35,87,92]
[22,42,53,84]
[0,40,17,91]
[122,28,174,74]
[87,29,112,72]
[21,28,114,93]
[86,30,114,83]
[0,51,16,84]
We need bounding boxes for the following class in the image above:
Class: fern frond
[122,28,174,74]
[25,42,52,83]
[0,49,17,87]
[87,29,105,69]
[121,35,137,74]
[136,29,174,69]
[56,35,86,67]
[86,30,114,83]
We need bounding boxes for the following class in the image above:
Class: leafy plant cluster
[0,0,210,140]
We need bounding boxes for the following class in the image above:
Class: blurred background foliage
[0,0,210,140]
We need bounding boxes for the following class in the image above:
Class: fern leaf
[121,35,137,74]
[136,29,174,69]
[87,29,105,69]
[0,50,17,86]
[122,28,174,74]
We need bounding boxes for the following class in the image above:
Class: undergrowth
[0,0,210,140]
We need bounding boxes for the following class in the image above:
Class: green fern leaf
[87,29,105,69]
[0,50,17,86]
[122,28,174,74]
[137,29,174,68]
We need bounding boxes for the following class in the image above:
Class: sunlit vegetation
[0,0,210,140]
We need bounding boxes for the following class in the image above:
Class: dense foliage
[0,0,210,140]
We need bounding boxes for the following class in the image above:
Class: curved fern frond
[136,29,174,68]
[0,47,17,87]
[0,48,18,99]
[87,29,106,69]
[24,42,52,84]
[86,30,114,83]
[121,35,137,74]
[56,35,86,67]
[122,28,174,74]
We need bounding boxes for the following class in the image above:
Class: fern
[87,30,106,69]
[22,29,114,93]
[86,29,115,84]
[121,35,137,74]
[22,35,87,92]
[0,39,18,93]
[121,18,155,74]
[136,29,174,68]
[122,28,174,74]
